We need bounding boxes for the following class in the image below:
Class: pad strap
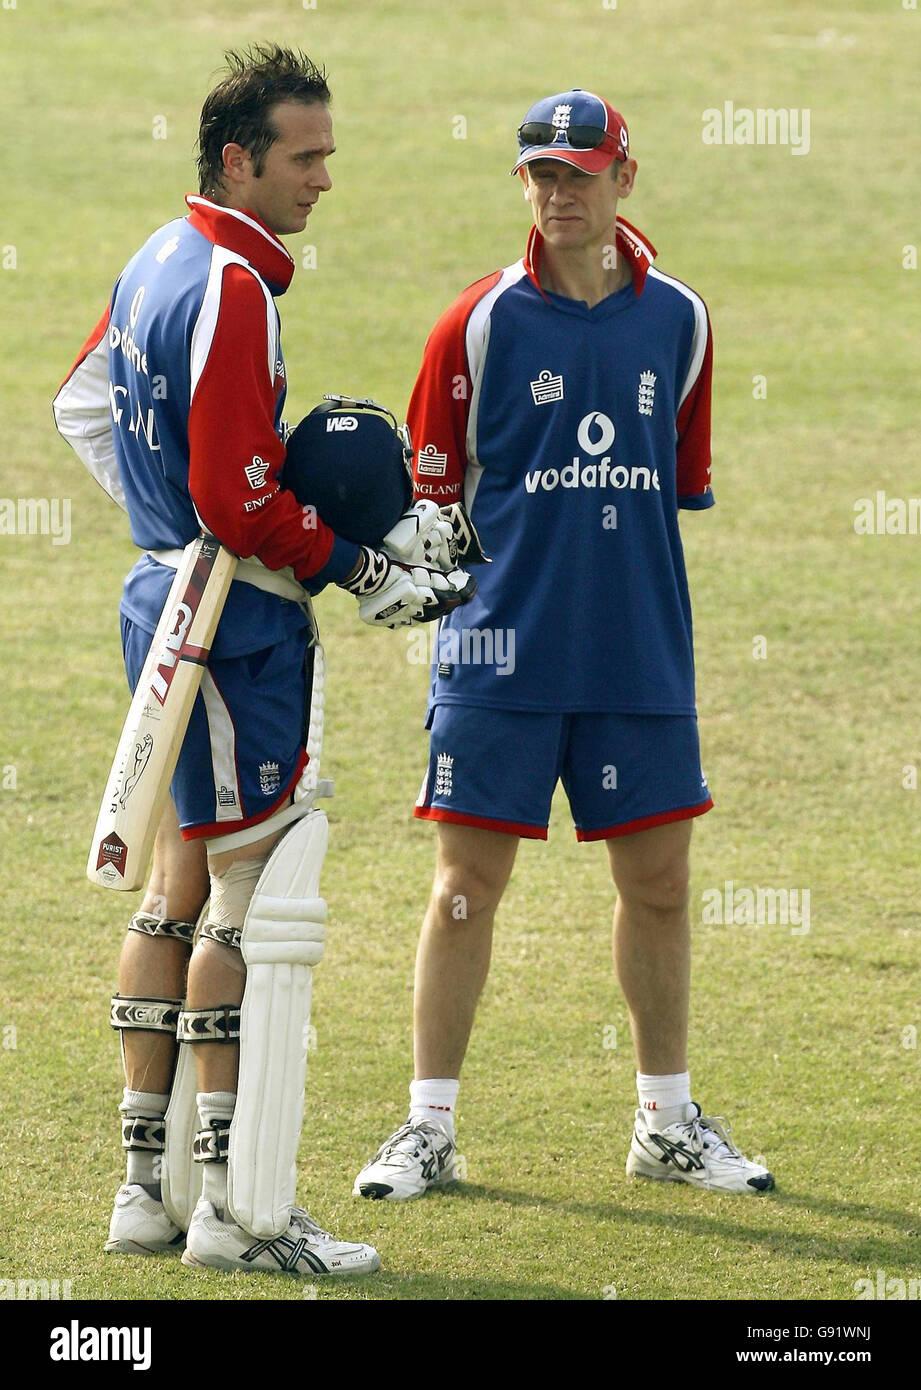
[121,1116,166,1152]
[128,912,196,944]
[200,920,243,951]
[110,996,182,1033]
[177,1005,241,1044]
[193,1123,231,1163]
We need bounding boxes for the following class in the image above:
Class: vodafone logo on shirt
[577,412,616,455]
[524,411,660,494]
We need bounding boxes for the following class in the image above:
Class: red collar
[523,216,657,301]
[185,194,295,295]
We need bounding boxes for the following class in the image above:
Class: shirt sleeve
[52,304,127,509]
[408,275,501,503]
[187,262,358,583]
[675,298,714,511]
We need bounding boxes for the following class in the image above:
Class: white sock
[120,1088,170,1194]
[409,1078,459,1141]
[196,1091,236,1210]
[636,1071,691,1131]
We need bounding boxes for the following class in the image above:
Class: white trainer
[105,1183,185,1255]
[181,1198,380,1275]
[626,1102,775,1193]
[353,1119,457,1200]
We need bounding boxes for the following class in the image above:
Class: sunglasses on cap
[517,120,622,154]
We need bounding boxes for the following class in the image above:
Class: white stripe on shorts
[200,670,243,824]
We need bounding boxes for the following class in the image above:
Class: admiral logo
[245,456,270,490]
[217,785,237,807]
[326,415,358,432]
[417,443,448,477]
[530,369,565,405]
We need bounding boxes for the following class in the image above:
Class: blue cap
[512,89,629,175]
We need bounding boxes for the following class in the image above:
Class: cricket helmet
[282,395,413,546]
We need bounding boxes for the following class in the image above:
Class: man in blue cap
[353,90,774,1198]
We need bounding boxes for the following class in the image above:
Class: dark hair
[197,44,331,198]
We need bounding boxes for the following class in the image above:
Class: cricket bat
[87,534,238,891]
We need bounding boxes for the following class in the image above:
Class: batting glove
[339,546,477,628]
[437,502,490,566]
[383,500,490,571]
[381,501,455,569]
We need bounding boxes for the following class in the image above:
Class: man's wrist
[298,534,361,588]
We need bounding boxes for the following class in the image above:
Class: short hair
[197,44,331,198]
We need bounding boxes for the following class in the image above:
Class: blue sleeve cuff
[309,535,361,590]
[678,490,715,511]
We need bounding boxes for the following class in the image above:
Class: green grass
[1,0,920,1301]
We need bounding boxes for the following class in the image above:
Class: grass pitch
[1,0,919,1304]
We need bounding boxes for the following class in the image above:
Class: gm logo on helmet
[326,416,358,432]
[576,412,616,456]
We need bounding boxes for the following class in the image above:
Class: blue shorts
[121,616,312,841]
[414,705,712,841]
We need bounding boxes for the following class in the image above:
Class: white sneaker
[626,1102,775,1193]
[181,1197,380,1276]
[353,1119,457,1200]
[105,1183,185,1255]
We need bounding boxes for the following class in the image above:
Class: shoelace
[373,1120,440,1163]
[289,1207,335,1242]
[683,1113,741,1161]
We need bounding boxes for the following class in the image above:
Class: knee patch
[204,856,268,947]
